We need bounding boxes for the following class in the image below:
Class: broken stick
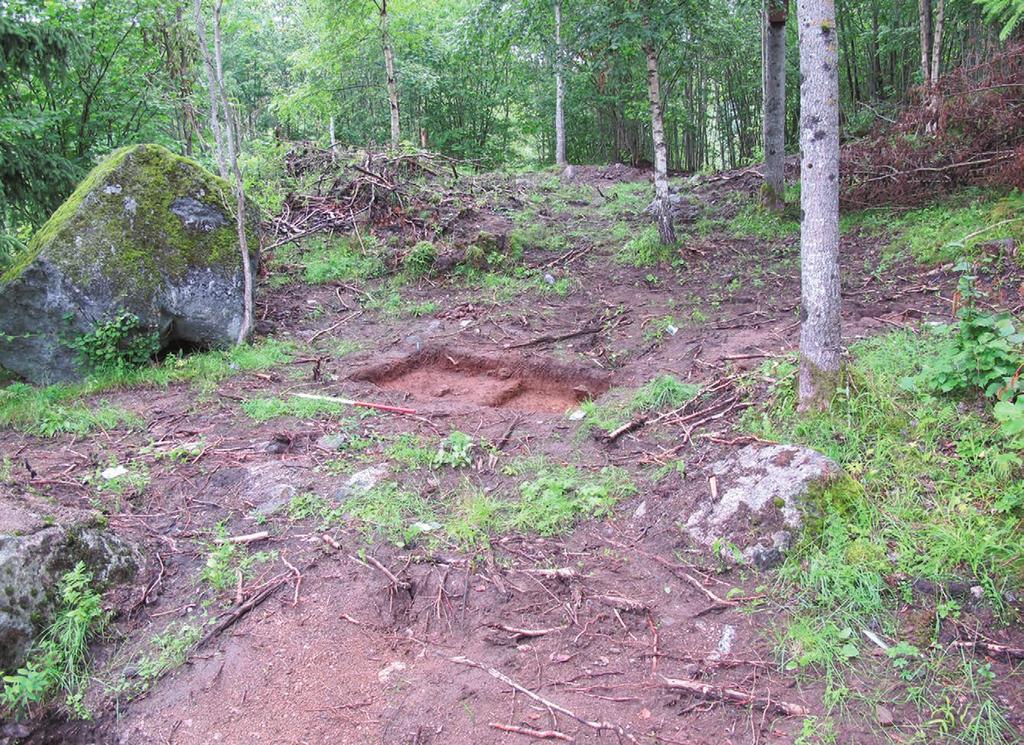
[661,675,809,717]
[291,391,417,415]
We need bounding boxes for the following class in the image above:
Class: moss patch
[2,144,256,294]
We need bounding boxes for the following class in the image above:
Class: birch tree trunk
[796,0,842,410]
[918,0,932,86]
[930,0,945,86]
[378,0,400,151]
[195,0,254,344]
[645,43,675,245]
[762,0,787,213]
[554,0,567,168]
[193,0,227,179]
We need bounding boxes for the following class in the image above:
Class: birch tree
[645,39,675,244]
[374,0,401,150]
[193,0,254,344]
[796,0,841,410]
[554,0,567,168]
[761,0,787,212]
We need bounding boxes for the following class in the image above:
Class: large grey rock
[685,444,846,568]
[0,143,258,383]
[0,495,140,672]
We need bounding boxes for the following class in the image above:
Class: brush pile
[842,44,1024,208]
[266,146,484,249]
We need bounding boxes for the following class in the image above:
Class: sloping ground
[2,164,1022,744]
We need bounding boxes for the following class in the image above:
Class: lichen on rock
[0,143,258,383]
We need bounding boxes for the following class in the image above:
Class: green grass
[0,339,294,437]
[509,463,636,536]
[241,394,354,422]
[580,375,700,434]
[199,523,277,594]
[598,182,651,217]
[615,226,679,267]
[277,234,385,284]
[1,563,106,717]
[744,329,1022,737]
[727,203,800,240]
[883,189,1024,266]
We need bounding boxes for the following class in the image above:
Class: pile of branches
[266,146,470,249]
[842,44,1024,208]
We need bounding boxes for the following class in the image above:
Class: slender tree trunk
[194,0,254,344]
[644,42,675,245]
[378,0,400,150]
[918,0,932,85]
[554,0,567,167]
[796,0,842,410]
[930,0,944,85]
[193,0,227,179]
[762,0,787,212]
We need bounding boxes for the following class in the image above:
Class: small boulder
[0,144,258,383]
[0,495,140,672]
[685,444,848,568]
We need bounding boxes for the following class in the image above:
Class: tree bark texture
[762,0,787,212]
[796,0,842,410]
[193,0,227,179]
[645,43,675,245]
[554,0,566,167]
[379,1,400,150]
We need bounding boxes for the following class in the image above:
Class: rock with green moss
[684,444,850,568]
[0,144,258,383]
[0,493,140,672]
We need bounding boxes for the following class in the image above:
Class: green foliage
[728,203,800,240]
[403,241,437,276]
[67,312,160,375]
[200,524,276,593]
[0,383,139,437]
[975,0,1024,39]
[386,433,436,469]
[630,375,700,412]
[745,329,1023,728]
[616,226,678,267]
[1,563,105,716]
[131,620,203,688]
[886,190,1024,266]
[341,481,437,547]
[241,394,348,422]
[283,234,385,284]
[511,464,636,536]
[912,269,1024,444]
[432,431,474,469]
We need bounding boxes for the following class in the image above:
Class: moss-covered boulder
[0,144,258,383]
[0,493,140,673]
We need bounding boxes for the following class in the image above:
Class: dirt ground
[3,162,1023,744]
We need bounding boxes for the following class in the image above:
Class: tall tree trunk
[193,0,227,178]
[378,0,400,150]
[930,0,944,86]
[194,0,254,344]
[762,0,787,212]
[554,0,567,167]
[644,42,675,245]
[918,0,932,86]
[796,0,842,411]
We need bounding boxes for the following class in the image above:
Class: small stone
[101,465,128,480]
[970,585,985,600]
[543,273,556,285]
[633,500,647,518]
[876,704,895,726]
[378,660,406,684]
[568,409,586,421]
[316,434,347,451]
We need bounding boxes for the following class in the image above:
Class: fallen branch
[952,639,1024,660]
[661,675,809,717]
[447,656,637,741]
[217,531,270,545]
[488,723,573,742]
[503,325,603,350]
[291,392,417,415]
[491,623,568,638]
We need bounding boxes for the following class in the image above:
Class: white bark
[554,0,566,168]
[930,0,945,85]
[796,0,841,410]
[918,0,932,86]
[762,0,787,212]
[379,0,400,150]
[193,0,227,179]
[195,0,254,344]
[645,43,675,245]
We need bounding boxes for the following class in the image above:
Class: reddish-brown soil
[3,164,1023,745]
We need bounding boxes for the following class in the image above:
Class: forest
[1,0,1024,743]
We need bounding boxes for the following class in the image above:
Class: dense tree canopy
[0,0,1015,260]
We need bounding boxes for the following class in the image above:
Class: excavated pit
[351,346,612,413]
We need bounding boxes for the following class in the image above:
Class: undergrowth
[1,563,106,718]
[0,339,293,436]
[745,328,1022,739]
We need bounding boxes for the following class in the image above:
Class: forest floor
[3,162,1024,744]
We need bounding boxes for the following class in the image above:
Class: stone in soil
[685,443,845,568]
